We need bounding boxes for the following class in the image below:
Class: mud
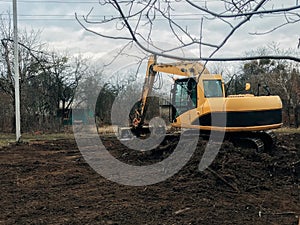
[0,133,299,224]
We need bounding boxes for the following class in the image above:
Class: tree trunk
[295,106,299,128]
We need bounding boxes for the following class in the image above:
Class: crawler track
[226,130,277,153]
[119,127,278,153]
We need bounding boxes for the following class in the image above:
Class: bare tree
[0,14,87,132]
[240,45,300,126]
[0,13,49,131]
[76,0,300,63]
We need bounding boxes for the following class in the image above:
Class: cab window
[172,78,197,117]
[203,80,223,98]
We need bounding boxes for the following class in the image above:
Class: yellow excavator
[126,55,282,151]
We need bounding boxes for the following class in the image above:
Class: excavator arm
[129,55,209,128]
[129,55,157,128]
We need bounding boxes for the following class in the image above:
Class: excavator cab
[171,77,224,121]
[171,78,197,121]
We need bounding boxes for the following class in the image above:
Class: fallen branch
[207,167,240,193]
[174,207,190,215]
[291,160,300,166]
[259,210,298,216]
[273,211,297,216]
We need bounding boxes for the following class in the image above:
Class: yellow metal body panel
[153,61,210,76]
[224,95,282,111]
[172,95,282,132]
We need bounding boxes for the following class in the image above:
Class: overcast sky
[1,0,299,66]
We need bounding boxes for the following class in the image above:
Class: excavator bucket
[118,127,134,140]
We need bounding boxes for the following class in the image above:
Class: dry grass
[0,125,117,147]
[97,125,118,134]
[274,127,300,134]
[0,133,15,147]
[0,132,74,147]
[1,126,299,148]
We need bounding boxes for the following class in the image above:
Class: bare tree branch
[208,0,268,59]
[77,0,300,63]
[186,1,300,18]
[75,12,132,41]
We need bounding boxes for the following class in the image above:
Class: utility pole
[13,0,21,142]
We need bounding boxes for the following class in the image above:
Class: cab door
[171,78,197,121]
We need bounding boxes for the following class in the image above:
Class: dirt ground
[0,132,299,225]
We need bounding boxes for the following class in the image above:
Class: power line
[0,0,99,3]
[1,12,290,19]
[0,0,220,3]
